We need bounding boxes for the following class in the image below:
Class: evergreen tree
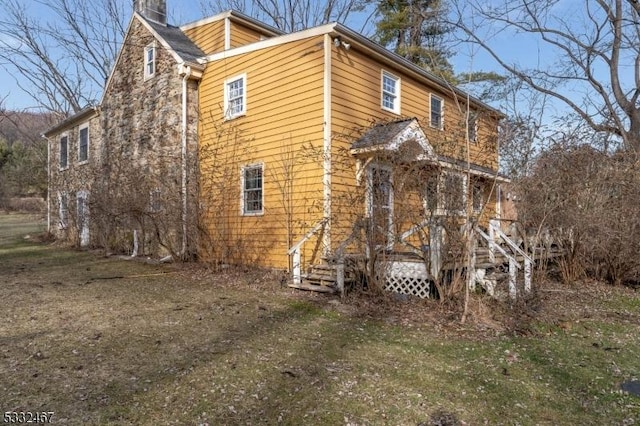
[375,0,454,82]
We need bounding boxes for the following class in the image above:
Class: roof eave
[43,106,99,138]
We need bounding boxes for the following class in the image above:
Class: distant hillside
[0,111,55,146]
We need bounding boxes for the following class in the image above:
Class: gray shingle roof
[142,17,205,63]
[350,119,416,150]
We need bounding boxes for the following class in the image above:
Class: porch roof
[349,118,510,183]
[349,118,436,160]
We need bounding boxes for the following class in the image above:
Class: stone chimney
[134,0,166,25]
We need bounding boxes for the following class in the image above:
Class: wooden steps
[288,261,357,294]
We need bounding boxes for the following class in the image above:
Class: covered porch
[288,118,534,299]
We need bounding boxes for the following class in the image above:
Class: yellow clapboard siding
[183,20,225,54]
[230,21,271,47]
[198,35,327,269]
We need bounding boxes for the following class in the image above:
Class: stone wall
[48,17,200,256]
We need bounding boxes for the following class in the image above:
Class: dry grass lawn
[1,213,639,425]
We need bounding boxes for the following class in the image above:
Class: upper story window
[381,70,400,114]
[468,112,478,143]
[144,44,156,79]
[78,124,89,163]
[430,94,443,129]
[59,134,68,169]
[241,163,263,215]
[224,74,246,119]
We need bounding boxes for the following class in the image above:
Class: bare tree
[200,0,369,32]
[0,0,129,116]
[450,0,640,153]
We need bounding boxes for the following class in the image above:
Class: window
[224,74,246,119]
[472,181,483,213]
[144,44,156,79]
[149,188,162,213]
[242,164,263,215]
[78,124,89,163]
[468,112,477,143]
[443,173,465,213]
[58,192,68,229]
[424,174,438,212]
[59,135,68,169]
[430,94,443,129]
[381,70,400,114]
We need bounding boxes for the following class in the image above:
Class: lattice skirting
[378,261,431,299]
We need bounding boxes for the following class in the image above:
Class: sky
[0,0,511,112]
[1,0,636,138]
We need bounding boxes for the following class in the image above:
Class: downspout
[179,63,192,258]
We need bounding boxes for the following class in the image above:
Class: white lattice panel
[378,260,431,299]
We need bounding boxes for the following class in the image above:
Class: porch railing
[474,220,534,299]
[489,221,533,294]
[287,218,328,285]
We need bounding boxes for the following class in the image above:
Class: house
[45,0,512,296]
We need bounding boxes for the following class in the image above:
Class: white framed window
[381,70,400,114]
[430,94,443,129]
[468,112,478,143]
[58,191,68,229]
[241,163,263,215]
[59,134,68,169]
[144,44,156,79]
[78,123,89,163]
[224,74,246,119]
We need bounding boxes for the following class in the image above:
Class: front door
[369,165,393,249]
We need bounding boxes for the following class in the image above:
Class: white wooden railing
[489,221,533,294]
[475,226,520,299]
[287,218,328,285]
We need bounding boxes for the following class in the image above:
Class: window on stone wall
[144,44,156,79]
[59,135,68,169]
[149,188,162,213]
[241,163,263,215]
[78,124,89,163]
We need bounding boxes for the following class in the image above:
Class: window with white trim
[224,74,246,119]
[59,134,68,169]
[144,44,156,79]
[430,94,443,129]
[381,70,400,114]
[78,124,89,163]
[241,163,263,215]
